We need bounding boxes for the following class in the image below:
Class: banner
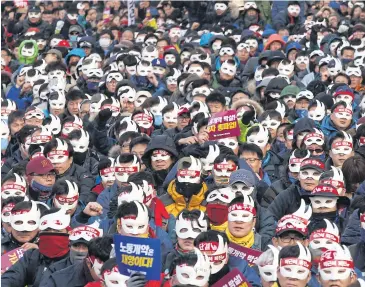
[211,268,252,287]
[207,110,241,140]
[228,243,262,265]
[114,234,161,280]
[1,247,24,272]
[128,0,135,26]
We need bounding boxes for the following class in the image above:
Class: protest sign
[207,110,241,140]
[114,234,161,280]
[1,247,24,272]
[211,268,252,287]
[228,243,262,265]
[128,0,136,25]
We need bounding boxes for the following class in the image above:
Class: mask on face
[295,109,308,118]
[73,151,88,165]
[206,204,228,225]
[99,38,111,48]
[87,82,100,93]
[176,182,202,198]
[69,35,78,42]
[1,138,9,150]
[29,180,53,202]
[69,248,88,265]
[39,232,70,258]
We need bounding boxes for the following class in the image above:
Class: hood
[293,117,316,138]
[167,179,207,207]
[18,40,39,65]
[263,34,285,51]
[64,48,86,65]
[264,77,289,95]
[142,135,178,168]
[285,42,302,56]
[231,98,264,116]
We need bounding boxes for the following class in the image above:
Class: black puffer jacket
[262,150,285,184]
[80,150,99,182]
[14,18,52,38]
[260,173,293,208]
[1,249,69,287]
[349,242,365,273]
[39,257,72,286]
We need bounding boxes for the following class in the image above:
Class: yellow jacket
[161,180,208,217]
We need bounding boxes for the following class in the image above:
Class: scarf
[211,222,228,232]
[226,229,254,248]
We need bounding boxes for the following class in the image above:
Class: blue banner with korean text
[114,234,161,280]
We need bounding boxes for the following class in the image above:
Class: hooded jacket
[272,9,304,34]
[260,173,293,208]
[159,179,208,217]
[321,115,356,139]
[263,34,286,51]
[18,40,39,65]
[341,209,361,245]
[14,18,52,39]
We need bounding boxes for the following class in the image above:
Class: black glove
[95,109,112,128]
[126,273,147,287]
[241,108,255,125]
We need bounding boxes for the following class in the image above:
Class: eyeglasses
[279,235,305,243]
[308,148,323,154]
[242,158,261,163]
[32,172,57,179]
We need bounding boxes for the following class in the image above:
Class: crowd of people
[1,0,365,286]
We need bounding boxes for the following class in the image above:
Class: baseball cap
[151,58,166,68]
[26,156,55,176]
[300,158,325,172]
[28,6,41,13]
[229,169,255,187]
[45,49,62,60]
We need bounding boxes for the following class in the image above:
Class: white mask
[103,266,129,287]
[213,159,238,177]
[247,125,269,148]
[1,174,27,199]
[299,169,321,181]
[288,5,301,17]
[228,196,256,222]
[54,180,79,211]
[214,3,228,11]
[220,61,237,76]
[120,202,149,235]
[217,138,238,151]
[47,138,69,164]
[39,208,70,231]
[10,201,40,232]
[278,61,295,76]
[201,145,220,173]
[115,155,140,183]
[198,235,228,274]
[70,129,89,153]
[309,100,326,121]
[206,186,236,203]
[279,243,312,280]
[177,156,202,184]
[176,211,208,239]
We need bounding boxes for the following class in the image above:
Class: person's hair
[129,135,150,151]
[128,171,155,186]
[340,46,355,56]
[262,68,279,78]
[16,125,38,144]
[115,120,140,137]
[45,61,67,73]
[117,153,140,165]
[239,143,263,159]
[177,73,190,85]
[43,138,74,158]
[11,200,32,213]
[201,62,212,72]
[229,195,257,210]
[197,118,209,133]
[194,230,229,247]
[355,124,365,141]
[283,124,294,140]
[342,156,365,185]
[66,89,86,102]
[51,177,79,197]
[177,209,210,231]
[118,131,141,146]
[246,125,272,143]
[206,92,226,107]
[8,110,24,127]
[1,196,24,209]
[115,201,150,221]
[214,154,239,167]
[141,97,160,110]
[99,30,114,40]
[101,258,118,275]
[258,110,282,122]
[98,157,114,172]
[42,207,62,218]
[68,129,90,149]
[279,244,301,260]
[88,235,114,262]
[187,61,203,71]
[333,72,351,84]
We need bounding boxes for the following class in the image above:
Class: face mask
[73,151,87,165]
[341,58,352,66]
[299,169,321,181]
[69,35,78,42]
[309,196,338,209]
[30,180,53,202]
[154,115,162,126]
[176,182,202,198]
[87,82,100,93]
[99,38,111,48]
[247,125,269,148]
[228,202,256,223]
[217,138,238,151]
[206,204,228,225]
[295,109,308,118]
[230,183,254,196]
[39,232,70,258]
[103,266,129,287]
[69,248,88,265]
[120,202,149,235]
[1,138,9,150]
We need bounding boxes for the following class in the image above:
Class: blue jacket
[96,182,119,218]
[341,208,361,245]
[6,86,32,110]
[271,1,305,22]
[321,115,356,139]
[228,256,261,287]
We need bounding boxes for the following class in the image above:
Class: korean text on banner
[228,243,263,265]
[1,247,25,272]
[208,110,241,140]
[128,0,135,26]
[211,268,252,287]
[114,234,161,280]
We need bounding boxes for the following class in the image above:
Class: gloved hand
[126,273,147,287]
[95,109,112,128]
[241,107,255,125]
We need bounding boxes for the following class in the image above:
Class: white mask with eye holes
[181,51,191,62]
[164,54,176,65]
[220,61,237,76]
[303,129,324,146]
[245,39,258,49]
[163,110,178,124]
[201,145,220,173]
[150,96,168,117]
[125,65,137,75]
[335,94,353,106]
[214,3,228,11]
[309,196,338,210]
[169,28,181,39]
[237,43,249,52]
[103,266,129,287]
[137,62,153,77]
[118,86,136,102]
[278,61,295,77]
[261,115,281,131]
[288,150,310,173]
[62,116,83,137]
[117,182,144,205]
[145,38,157,47]
[309,100,326,121]
[206,186,236,204]
[10,201,40,232]
[331,141,353,155]
[1,173,27,199]
[192,86,211,97]
[279,243,312,280]
[295,56,309,68]
[254,67,265,82]
[135,91,152,108]
[299,169,321,181]
[90,94,107,115]
[120,202,149,235]
[212,41,222,52]
[133,110,154,129]
[176,248,211,287]
[214,159,238,178]
[258,245,280,283]
[219,47,235,57]
[177,156,202,184]
[179,80,186,94]
[230,182,254,196]
[188,66,204,77]
[198,235,228,274]
[228,195,256,223]
[354,55,365,68]
[217,138,238,151]
[142,46,159,63]
[309,219,340,251]
[21,45,35,57]
[288,5,301,17]
[247,125,269,149]
[175,211,208,239]
[70,129,89,153]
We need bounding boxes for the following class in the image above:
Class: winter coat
[260,174,293,208]
[253,203,276,250]
[1,233,24,255]
[39,257,72,286]
[1,248,69,287]
[349,242,365,273]
[80,150,99,182]
[14,18,52,39]
[1,149,25,177]
[228,256,262,287]
[262,150,285,184]
[91,122,117,156]
[57,163,94,204]
[39,259,94,287]
[160,179,208,217]
[321,115,356,139]
[268,182,304,221]
[272,10,304,34]
[341,209,361,245]
[96,182,119,218]
[211,73,243,90]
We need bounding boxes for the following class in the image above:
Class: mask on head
[103,266,129,287]
[1,173,27,199]
[247,125,269,149]
[115,155,140,183]
[54,180,79,212]
[198,235,228,274]
[279,243,312,280]
[120,202,149,235]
